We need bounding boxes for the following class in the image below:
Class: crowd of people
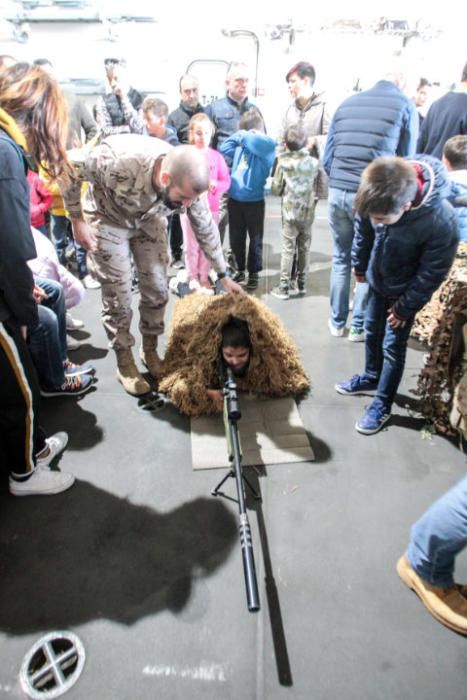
[0,51,466,637]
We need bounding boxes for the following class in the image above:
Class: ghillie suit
[159,294,310,416]
[414,243,467,437]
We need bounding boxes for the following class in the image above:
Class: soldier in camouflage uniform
[271,125,319,300]
[61,136,241,395]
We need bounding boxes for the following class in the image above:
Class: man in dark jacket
[323,69,418,340]
[205,62,264,242]
[167,75,204,266]
[168,74,204,145]
[335,155,459,435]
[418,62,467,159]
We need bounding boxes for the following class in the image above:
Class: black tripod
[211,368,261,612]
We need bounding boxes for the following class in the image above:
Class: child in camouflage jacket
[271,124,318,299]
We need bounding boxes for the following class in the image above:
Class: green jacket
[272,148,318,222]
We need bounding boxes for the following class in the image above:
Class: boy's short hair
[285,61,315,85]
[354,157,418,217]
[443,135,467,170]
[142,96,169,118]
[285,124,307,151]
[238,108,263,131]
[221,316,251,349]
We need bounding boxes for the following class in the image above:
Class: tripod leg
[211,469,234,496]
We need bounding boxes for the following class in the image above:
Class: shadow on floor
[0,482,237,634]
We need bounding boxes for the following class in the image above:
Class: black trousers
[0,320,46,477]
[228,198,265,274]
[168,213,183,261]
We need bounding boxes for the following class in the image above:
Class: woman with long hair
[0,63,80,495]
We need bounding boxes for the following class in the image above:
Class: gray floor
[1,199,466,699]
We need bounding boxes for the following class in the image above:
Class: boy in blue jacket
[443,135,467,242]
[335,155,459,435]
[220,109,275,290]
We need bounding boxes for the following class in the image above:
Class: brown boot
[397,555,467,635]
[115,349,150,396]
[140,338,163,380]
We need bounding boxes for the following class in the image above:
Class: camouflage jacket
[61,134,226,272]
[272,149,319,222]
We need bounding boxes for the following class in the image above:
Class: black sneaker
[233,270,246,284]
[246,273,259,290]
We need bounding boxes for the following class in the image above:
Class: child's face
[144,112,166,137]
[370,204,411,226]
[191,123,212,149]
[222,345,250,374]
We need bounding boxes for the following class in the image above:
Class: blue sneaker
[335,374,378,395]
[355,399,391,435]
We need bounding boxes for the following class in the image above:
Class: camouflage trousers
[279,219,313,287]
[89,222,169,350]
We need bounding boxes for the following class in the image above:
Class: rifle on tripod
[211,367,260,612]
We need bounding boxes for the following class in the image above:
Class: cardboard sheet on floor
[191,396,314,470]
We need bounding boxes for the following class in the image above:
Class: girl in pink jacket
[182,114,230,292]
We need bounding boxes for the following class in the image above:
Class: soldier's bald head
[162,145,209,194]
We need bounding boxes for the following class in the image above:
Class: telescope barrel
[229,416,260,612]
[239,514,260,611]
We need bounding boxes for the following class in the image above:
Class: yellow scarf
[0,107,28,151]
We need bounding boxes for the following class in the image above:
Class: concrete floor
[0,199,466,699]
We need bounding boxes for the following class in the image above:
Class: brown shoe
[140,338,163,380]
[115,349,150,396]
[396,555,467,635]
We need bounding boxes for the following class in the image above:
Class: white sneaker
[9,467,75,496]
[328,318,345,337]
[67,335,82,351]
[36,432,69,468]
[82,274,101,289]
[66,312,85,330]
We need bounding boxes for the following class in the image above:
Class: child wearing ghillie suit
[270,124,318,299]
[159,293,310,416]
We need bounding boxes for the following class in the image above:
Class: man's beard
[161,186,184,212]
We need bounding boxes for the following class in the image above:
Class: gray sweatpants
[89,222,169,350]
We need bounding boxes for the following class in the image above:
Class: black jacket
[0,131,38,326]
[167,101,204,144]
[352,155,459,319]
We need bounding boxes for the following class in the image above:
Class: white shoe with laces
[9,467,75,496]
[82,274,101,289]
[36,432,69,467]
[66,312,85,330]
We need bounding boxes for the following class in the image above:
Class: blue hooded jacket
[352,154,459,319]
[448,176,467,242]
[220,130,276,202]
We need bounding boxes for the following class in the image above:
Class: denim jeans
[407,476,467,587]
[52,214,88,279]
[328,187,368,330]
[362,286,413,409]
[28,278,67,387]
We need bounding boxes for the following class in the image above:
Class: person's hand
[32,284,48,304]
[219,277,244,294]
[306,135,317,151]
[387,306,406,328]
[20,325,27,340]
[354,270,366,283]
[207,389,223,412]
[208,180,217,194]
[71,218,98,253]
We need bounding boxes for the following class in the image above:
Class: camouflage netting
[411,242,467,345]
[413,243,467,436]
[159,294,310,416]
